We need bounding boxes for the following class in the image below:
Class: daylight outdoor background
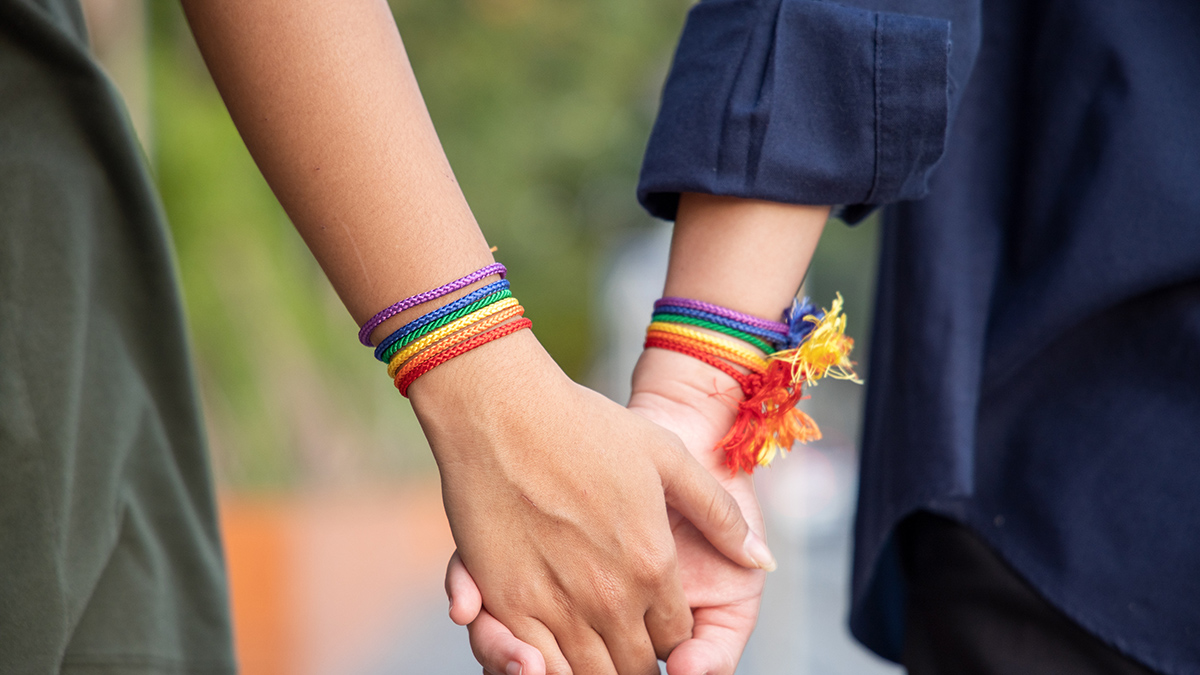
[84,0,896,672]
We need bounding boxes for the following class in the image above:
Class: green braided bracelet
[651,312,775,353]
[379,289,513,362]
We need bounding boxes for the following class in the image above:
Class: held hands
[411,331,771,675]
[445,345,771,675]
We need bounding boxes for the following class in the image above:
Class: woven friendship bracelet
[643,333,755,389]
[652,304,787,342]
[389,303,525,379]
[389,304,522,380]
[655,297,788,334]
[374,280,510,360]
[646,322,769,371]
[650,312,775,352]
[359,262,507,345]
[377,289,514,362]
[386,298,520,373]
[396,318,532,397]
[645,294,858,475]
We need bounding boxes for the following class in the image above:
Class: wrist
[666,193,829,323]
[407,329,565,454]
[630,347,741,427]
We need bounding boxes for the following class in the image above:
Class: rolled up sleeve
[638,0,977,223]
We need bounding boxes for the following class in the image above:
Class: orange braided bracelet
[395,317,532,397]
[644,295,859,475]
[644,326,768,373]
[388,303,525,379]
[642,333,758,390]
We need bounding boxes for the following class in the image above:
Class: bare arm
[643,193,830,416]
[180,2,769,673]
[182,0,489,328]
[667,193,827,324]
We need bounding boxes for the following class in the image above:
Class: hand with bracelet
[181,2,775,674]
[448,195,859,675]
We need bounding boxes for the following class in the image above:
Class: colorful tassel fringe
[646,294,860,474]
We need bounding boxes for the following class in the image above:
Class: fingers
[503,616,574,675]
[664,606,755,675]
[468,609,548,675]
[485,609,664,675]
[598,617,662,675]
[451,547,677,675]
[658,451,775,571]
[549,622,619,675]
[640,553,693,662]
[446,550,484,626]
[644,600,693,663]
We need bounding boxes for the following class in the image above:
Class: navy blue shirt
[639,1,1200,672]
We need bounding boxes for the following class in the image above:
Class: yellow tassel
[768,293,861,388]
[719,294,860,474]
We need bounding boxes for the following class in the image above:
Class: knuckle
[706,488,743,534]
[497,579,544,616]
[656,621,693,659]
[545,655,573,675]
[639,661,663,675]
[631,545,674,586]
[585,568,631,614]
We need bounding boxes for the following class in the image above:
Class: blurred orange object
[219,481,455,675]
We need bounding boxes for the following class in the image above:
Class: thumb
[665,609,749,675]
[444,550,483,626]
[659,451,776,572]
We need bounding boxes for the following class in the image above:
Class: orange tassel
[718,294,860,474]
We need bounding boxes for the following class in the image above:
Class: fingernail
[505,661,523,675]
[744,531,777,572]
[448,597,454,614]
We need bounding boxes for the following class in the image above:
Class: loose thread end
[719,294,859,473]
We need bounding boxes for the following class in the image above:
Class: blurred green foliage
[149,8,420,490]
[392,0,696,371]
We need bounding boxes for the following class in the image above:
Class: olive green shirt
[0,1,235,672]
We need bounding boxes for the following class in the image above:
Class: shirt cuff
[638,0,952,223]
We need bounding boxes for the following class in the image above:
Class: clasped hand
[422,337,770,675]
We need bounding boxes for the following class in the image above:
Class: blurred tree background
[142,0,694,491]
[98,0,878,493]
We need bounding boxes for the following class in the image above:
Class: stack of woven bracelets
[358,263,532,397]
[644,294,859,475]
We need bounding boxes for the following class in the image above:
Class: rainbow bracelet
[396,318,533,397]
[361,264,533,398]
[359,263,506,346]
[374,279,510,359]
[390,303,527,381]
[387,299,522,378]
[645,322,768,372]
[645,295,858,475]
[377,286,513,362]
[649,312,776,353]
[655,297,788,334]
[651,303,788,343]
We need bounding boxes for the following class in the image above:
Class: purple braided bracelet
[655,297,788,334]
[358,262,507,346]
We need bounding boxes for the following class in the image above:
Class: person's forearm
[181,0,493,342]
[634,193,830,420]
[666,193,829,324]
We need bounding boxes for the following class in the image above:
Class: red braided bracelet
[643,334,756,391]
[395,317,533,397]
